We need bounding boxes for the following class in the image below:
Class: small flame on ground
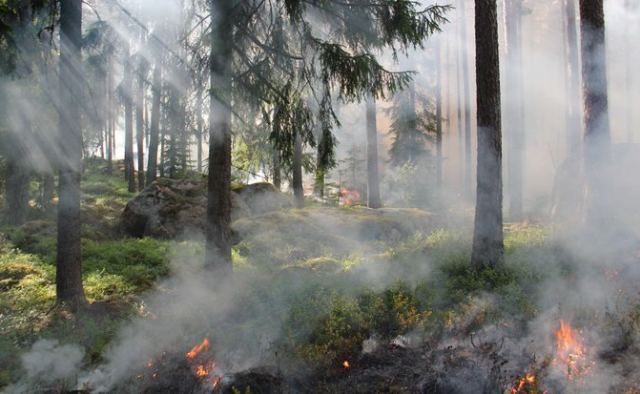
[342,360,350,369]
[510,373,537,394]
[186,337,210,360]
[554,320,594,380]
[185,338,223,390]
[339,188,360,206]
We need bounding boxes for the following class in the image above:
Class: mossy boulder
[232,182,290,215]
[122,179,287,238]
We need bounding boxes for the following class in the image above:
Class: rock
[122,178,247,238]
[233,182,290,215]
[121,179,287,238]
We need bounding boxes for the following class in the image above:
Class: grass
[0,160,580,388]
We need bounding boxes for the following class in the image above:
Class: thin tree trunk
[5,160,30,225]
[564,0,582,154]
[624,0,633,143]
[42,174,54,214]
[460,0,473,200]
[205,0,233,275]
[136,45,146,190]
[56,0,86,308]
[292,131,304,208]
[272,148,281,190]
[123,43,135,192]
[471,0,504,269]
[505,0,525,221]
[435,38,444,193]
[196,83,203,173]
[579,0,611,229]
[106,59,113,174]
[147,64,161,184]
[314,145,325,198]
[366,96,381,209]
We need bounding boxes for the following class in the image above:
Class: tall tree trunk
[196,83,203,173]
[471,0,504,269]
[42,174,54,214]
[314,146,325,198]
[147,64,161,184]
[624,0,633,143]
[205,0,233,275]
[460,0,473,200]
[136,46,146,190]
[56,0,86,308]
[292,131,304,208]
[435,37,444,193]
[106,58,113,174]
[563,0,582,155]
[366,96,381,209]
[123,43,135,192]
[505,0,525,221]
[579,0,611,229]
[5,160,30,225]
[272,148,281,190]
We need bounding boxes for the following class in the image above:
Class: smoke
[3,340,85,393]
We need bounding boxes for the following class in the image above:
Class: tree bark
[123,43,135,192]
[5,160,30,225]
[505,0,525,221]
[205,0,233,275]
[460,0,473,200]
[272,149,281,190]
[435,38,444,193]
[563,0,583,155]
[471,0,504,269]
[56,0,86,308]
[314,149,325,198]
[41,174,54,214]
[136,43,146,191]
[579,0,611,229]
[147,64,161,184]
[292,131,304,208]
[366,96,381,208]
[196,83,203,173]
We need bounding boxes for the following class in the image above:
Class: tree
[56,0,86,308]
[205,0,448,275]
[470,0,504,269]
[435,37,444,192]
[579,0,611,229]
[135,32,147,191]
[205,0,234,275]
[562,0,582,153]
[366,96,381,208]
[459,0,473,200]
[147,64,162,184]
[123,42,135,193]
[388,80,434,166]
[504,0,525,221]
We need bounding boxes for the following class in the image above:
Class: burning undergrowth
[6,227,640,393]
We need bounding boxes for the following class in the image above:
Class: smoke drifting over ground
[2,0,640,393]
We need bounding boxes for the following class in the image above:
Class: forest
[0,0,639,392]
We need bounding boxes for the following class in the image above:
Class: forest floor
[1,161,640,393]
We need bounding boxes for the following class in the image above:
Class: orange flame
[339,188,360,206]
[186,338,210,360]
[510,373,536,394]
[554,320,594,380]
[342,360,350,369]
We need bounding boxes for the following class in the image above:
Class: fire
[185,338,223,390]
[342,360,350,369]
[510,373,537,394]
[339,188,360,206]
[186,337,210,360]
[554,320,594,380]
